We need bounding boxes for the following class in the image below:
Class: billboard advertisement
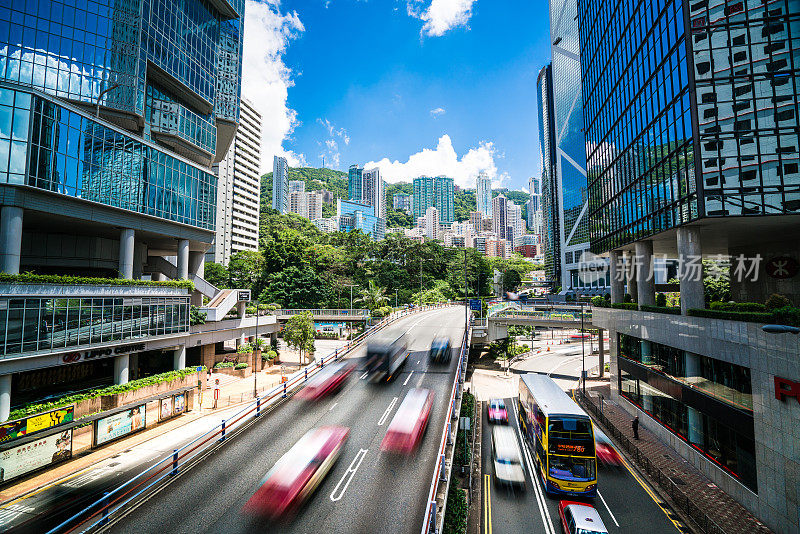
[160,397,174,421]
[0,407,74,444]
[173,393,186,415]
[0,430,73,483]
[94,406,146,447]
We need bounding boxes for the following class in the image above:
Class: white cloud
[241,0,306,170]
[316,118,349,168]
[364,134,506,189]
[429,107,446,117]
[407,0,477,37]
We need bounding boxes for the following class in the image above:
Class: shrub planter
[213,367,251,379]
[74,396,103,419]
[101,372,200,411]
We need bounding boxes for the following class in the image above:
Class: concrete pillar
[0,206,23,274]
[114,354,130,385]
[189,251,204,279]
[626,252,638,302]
[129,353,139,380]
[174,345,186,370]
[676,227,704,314]
[635,240,655,306]
[118,228,135,279]
[684,350,704,446]
[237,301,246,318]
[177,239,190,280]
[598,328,605,378]
[0,374,11,422]
[641,340,653,365]
[609,250,624,304]
[132,242,146,279]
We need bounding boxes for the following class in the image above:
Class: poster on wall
[0,430,73,483]
[173,393,186,415]
[94,406,146,447]
[0,407,74,444]
[160,397,173,421]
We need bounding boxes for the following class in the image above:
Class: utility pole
[581,301,586,394]
[253,299,259,398]
[464,248,468,329]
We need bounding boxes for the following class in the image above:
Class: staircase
[144,255,246,321]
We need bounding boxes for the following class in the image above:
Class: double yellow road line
[483,474,492,534]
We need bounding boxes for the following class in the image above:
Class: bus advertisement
[518,373,597,497]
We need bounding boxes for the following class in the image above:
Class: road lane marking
[0,503,34,526]
[359,371,369,380]
[377,397,399,426]
[598,490,619,526]
[483,474,492,534]
[330,449,368,502]
[403,371,414,386]
[329,402,338,411]
[511,401,555,534]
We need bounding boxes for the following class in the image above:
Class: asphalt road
[481,397,682,534]
[104,307,466,534]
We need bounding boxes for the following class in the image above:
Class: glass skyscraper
[580,0,799,252]
[413,175,454,223]
[476,172,492,218]
[537,64,561,286]
[0,0,244,276]
[348,164,363,203]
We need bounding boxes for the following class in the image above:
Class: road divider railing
[421,317,472,534]
[47,302,457,534]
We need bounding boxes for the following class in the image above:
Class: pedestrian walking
[213,378,220,409]
[632,415,640,440]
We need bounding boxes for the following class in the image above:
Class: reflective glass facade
[412,175,454,222]
[580,0,800,252]
[1,86,217,229]
[337,199,386,241]
[0,0,244,231]
[538,65,561,285]
[0,294,189,357]
[618,333,756,491]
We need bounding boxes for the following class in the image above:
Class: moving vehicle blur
[491,426,525,488]
[243,426,349,520]
[487,398,508,424]
[428,336,452,363]
[296,361,355,401]
[381,388,434,453]
[594,427,622,466]
[558,500,609,534]
[364,331,408,382]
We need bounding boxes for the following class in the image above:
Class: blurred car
[428,337,452,363]
[558,500,608,534]
[381,388,434,453]
[244,426,349,519]
[491,426,525,488]
[296,361,355,401]
[487,398,508,424]
[593,427,622,466]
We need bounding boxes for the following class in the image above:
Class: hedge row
[688,308,774,323]
[0,272,194,290]
[442,485,468,534]
[8,366,205,421]
[611,302,639,310]
[639,305,681,315]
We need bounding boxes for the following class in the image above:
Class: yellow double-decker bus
[518,373,597,497]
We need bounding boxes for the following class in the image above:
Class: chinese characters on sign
[0,430,73,483]
[94,406,146,447]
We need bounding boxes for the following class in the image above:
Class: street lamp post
[395,289,398,309]
[581,301,586,394]
[253,299,260,398]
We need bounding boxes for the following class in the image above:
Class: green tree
[283,311,316,364]
[262,265,327,309]
[204,262,229,289]
[502,270,522,292]
[703,259,730,303]
[356,280,389,310]
[227,250,264,291]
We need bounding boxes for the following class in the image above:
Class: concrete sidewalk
[578,383,771,534]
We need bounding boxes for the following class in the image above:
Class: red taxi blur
[487,398,508,424]
[594,427,622,466]
[296,361,355,400]
[381,388,434,453]
[244,426,349,519]
[558,500,609,534]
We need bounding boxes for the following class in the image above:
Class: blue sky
[242,0,551,191]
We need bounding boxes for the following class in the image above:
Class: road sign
[469,299,482,311]
[196,366,202,373]
[459,417,471,431]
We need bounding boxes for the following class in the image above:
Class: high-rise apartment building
[209,98,262,265]
[492,194,508,240]
[413,176,454,223]
[306,191,324,220]
[507,202,524,241]
[272,156,289,214]
[476,172,493,218]
[393,193,412,212]
[289,181,305,194]
[580,0,800,529]
[538,65,561,287]
[469,211,484,233]
[348,164,364,203]
[424,206,440,240]
[289,190,307,218]
[361,167,385,219]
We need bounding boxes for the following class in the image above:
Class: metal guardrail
[575,389,730,534]
[275,309,371,317]
[421,318,472,534]
[47,303,453,534]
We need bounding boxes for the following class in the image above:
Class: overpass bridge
[472,302,598,343]
[274,308,371,322]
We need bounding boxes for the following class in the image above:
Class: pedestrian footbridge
[275,309,371,322]
[472,302,596,342]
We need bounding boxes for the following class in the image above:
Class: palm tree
[355,280,389,310]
